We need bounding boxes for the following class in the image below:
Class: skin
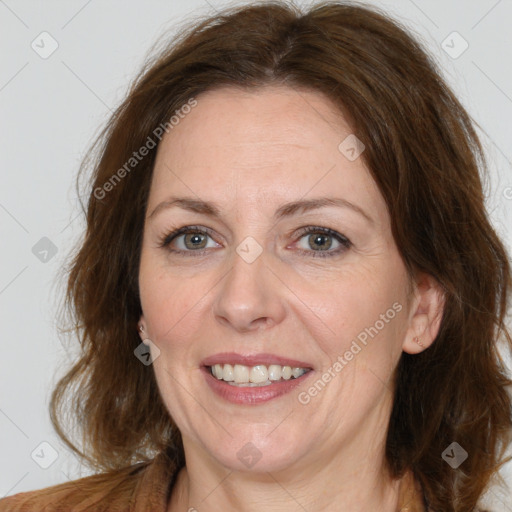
[138,85,444,512]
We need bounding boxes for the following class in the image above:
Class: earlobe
[402,272,445,354]
[137,318,146,341]
[404,335,428,354]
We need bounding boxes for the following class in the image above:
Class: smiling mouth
[207,363,312,387]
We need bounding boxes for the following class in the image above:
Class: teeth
[234,364,250,383]
[223,363,234,381]
[291,367,304,378]
[268,364,282,381]
[209,363,308,386]
[250,365,268,383]
[213,364,223,379]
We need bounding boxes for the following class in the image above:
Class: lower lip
[202,367,313,404]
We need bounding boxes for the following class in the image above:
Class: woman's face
[138,85,424,474]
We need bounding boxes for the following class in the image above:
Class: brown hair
[51,1,512,510]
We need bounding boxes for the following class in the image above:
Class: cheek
[305,262,408,370]
[138,256,210,346]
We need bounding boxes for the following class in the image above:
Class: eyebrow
[148,196,374,225]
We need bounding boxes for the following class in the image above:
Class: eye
[158,225,352,259]
[293,226,352,258]
[158,226,219,256]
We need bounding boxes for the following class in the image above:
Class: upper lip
[201,352,313,369]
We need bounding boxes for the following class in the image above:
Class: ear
[137,315,147,342]
[402,272,445,354]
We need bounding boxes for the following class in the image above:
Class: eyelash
[158,225,352,259]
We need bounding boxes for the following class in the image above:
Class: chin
[199,427,309,474]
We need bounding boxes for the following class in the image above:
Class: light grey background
[1,0,511,508]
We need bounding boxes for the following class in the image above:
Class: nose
[212,245,286,333]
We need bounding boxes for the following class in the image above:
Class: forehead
[149,85,386,223]
[155,85,350,167]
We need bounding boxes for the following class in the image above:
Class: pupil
[186,233,205,249]
[310,233,331,251]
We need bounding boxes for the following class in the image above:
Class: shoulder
[0,462,148,512]
[0,451,176,512]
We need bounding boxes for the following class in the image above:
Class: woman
[1,1,511,511]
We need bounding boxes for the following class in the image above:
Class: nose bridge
[212,239,285,331]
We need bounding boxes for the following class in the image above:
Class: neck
[169,461,402,512]
[168,427,403,511]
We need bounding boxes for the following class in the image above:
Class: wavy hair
[51,1,512,510]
